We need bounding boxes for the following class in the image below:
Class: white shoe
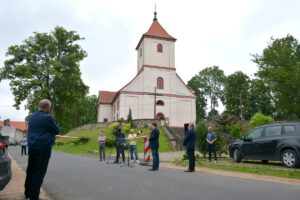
[136,160,140,163]
[130,160,134,163]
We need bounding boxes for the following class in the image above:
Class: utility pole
[154,87,157,119]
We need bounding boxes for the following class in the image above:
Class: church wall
[97,104,113,123]
[175,99,196,126]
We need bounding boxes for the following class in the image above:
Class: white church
[97,11,196,127]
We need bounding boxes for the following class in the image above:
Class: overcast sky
[1,0,300,121]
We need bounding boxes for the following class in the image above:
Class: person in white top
[128,129,139,163]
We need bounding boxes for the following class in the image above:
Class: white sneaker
[136,160,140,163]
[130,160,134,163]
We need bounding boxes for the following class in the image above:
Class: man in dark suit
[148,122,160,171]
[183,122,196,172]
[25,99,60,200]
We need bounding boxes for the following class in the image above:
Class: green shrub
[250,113,274,128]
[195,120,208,157]
[105,138,115,147]
[227,124,242,139]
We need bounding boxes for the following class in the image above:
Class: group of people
[97,122,160,171]
[23,98,217,199]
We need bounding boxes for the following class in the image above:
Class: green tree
[225,71,250,119]
[187,75,207,120]
[252,35,300,119]
[127,108,133,128]
[0,26,88,132]
[248,79,275,117]
[197,66,226,112]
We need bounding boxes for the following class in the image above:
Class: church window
[157,43,163,53]
[157,77,164,89]
[156,100,164,106]
[139,48,142,57]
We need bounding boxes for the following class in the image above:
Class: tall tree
[0,26,88,132]
[248,79,275,117]
[187,75,207,120]
[252,35,300,119]
[225,71,250,119]
[197,66,226,112]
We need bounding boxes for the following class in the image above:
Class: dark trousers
[21,145,27,156]
[151,148,159,170]
[116,144,125,162]
[187,148,195,171]
[25,148,51,200]
[99,145,105,161]
[208,143,217,161]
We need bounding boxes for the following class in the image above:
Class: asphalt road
[9,146,300,200]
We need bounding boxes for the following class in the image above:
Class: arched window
[157,43,163,53]
[156,100,164,106]
[157,77,164,89]
[156,112,165,120]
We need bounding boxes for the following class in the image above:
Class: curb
[160,162,300,187]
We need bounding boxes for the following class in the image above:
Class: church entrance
[156,112,165,120]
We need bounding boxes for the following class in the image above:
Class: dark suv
[229,123,300,168]
[0,134,12,191]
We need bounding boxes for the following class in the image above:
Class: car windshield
[247,127,263,139]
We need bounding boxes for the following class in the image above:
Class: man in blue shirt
[24,99,60,200]
[206,127,217,162]
[183,122,196,172]
[148,122,160,171]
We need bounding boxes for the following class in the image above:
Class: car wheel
[261,160,268,164]
[233,148,242,163]
[281,149,299,168]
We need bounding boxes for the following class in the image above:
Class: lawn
[53,125,174,155]
[174,156,300,180]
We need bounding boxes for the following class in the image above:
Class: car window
[248,128,263,139]
[264,126,282,137]
[284,125,297,135]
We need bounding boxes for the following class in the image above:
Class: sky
[1,0,300,121]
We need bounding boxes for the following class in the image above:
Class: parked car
[229,123,300,168]
[0,133,12,191]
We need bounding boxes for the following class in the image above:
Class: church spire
[153,4,157,21]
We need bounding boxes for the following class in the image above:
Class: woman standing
[20,132,28,156]
[98,132,106,161]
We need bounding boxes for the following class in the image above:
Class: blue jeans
[151,148,159,170]
[129,145,138,160]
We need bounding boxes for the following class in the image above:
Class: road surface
[9,146,300,200]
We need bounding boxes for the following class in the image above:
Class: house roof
[0,121,28,131]
[98,91,117,104]
[136,19,176,50]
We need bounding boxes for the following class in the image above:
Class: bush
[195,120,208,157]
[227,124,242,139]
[105,138,115,147]
[250,113,274,128]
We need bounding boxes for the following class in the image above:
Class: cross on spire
[153,3,157,21]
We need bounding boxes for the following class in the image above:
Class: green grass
[174,157,300,180]
[53,127,173,155]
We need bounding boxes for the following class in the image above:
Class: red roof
[0,121,28,131]
[98,91,117,104]
[136,19,176,50]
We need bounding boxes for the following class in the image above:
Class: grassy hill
[53,122,174,155]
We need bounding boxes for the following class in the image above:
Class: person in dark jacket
[113,127,126,164]
[24,99,60,200]
[183,122,196,172]
[148,122,160,171]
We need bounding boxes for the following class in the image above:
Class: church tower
[98,10,196,127]
[136,10,176,73]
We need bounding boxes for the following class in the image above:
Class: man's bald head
[39,99,51,112]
